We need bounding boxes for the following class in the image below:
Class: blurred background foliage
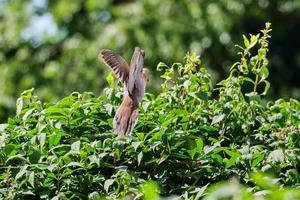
[0,0,300,122]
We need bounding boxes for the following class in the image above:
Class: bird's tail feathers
[113,107,139,136]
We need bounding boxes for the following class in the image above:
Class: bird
[99,47,149,136]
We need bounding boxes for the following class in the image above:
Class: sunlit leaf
[104,179,114,193]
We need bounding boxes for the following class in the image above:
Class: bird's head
[142,68,150,86]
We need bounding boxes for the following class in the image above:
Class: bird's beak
[134,47,145,57]
[142,68,150,84]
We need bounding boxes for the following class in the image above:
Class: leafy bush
[1,23,300,199]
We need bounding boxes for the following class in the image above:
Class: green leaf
[252,153,264,167]
[71,140,81,153]
[138,152,143,166]
[267,149,284,163]
[140,181,159,200]
[260,80,270,95]
[160,70,174,80]
[250,55,258,67]
[157,62,169,71]
[211,114,225,125]
[88,192,102,200]
[183,80,191,89]
[49,131,62,148]
[224,150,240,168]
[38,133,46,148]
[106,72,115,88]
[104,179,114,193]
[187,138,203,159]
[258,48,266,61]
[50,145,71,156]
[15,165,28,181]
[4,144,18,157]
[239,76,254,84]
[45,107,69,118]
[16,97,23,116]
[22,109,34,121]
[66,162,84,168]
[132,141,142,151]
[21,191,35,196]
[185,139,197,150]
[193,184,209,199]
[260,66,269,79]
[28,171,35,187]
[243,34,250,48]
[29,148,41,164]
[6,154,29,164]
[0,123,7,131]
[249,34,259,48]
[250,172,278,190]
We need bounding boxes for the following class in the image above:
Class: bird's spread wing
[100,49,130,85]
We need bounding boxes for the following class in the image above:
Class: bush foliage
[1,24,300,199]
[1,0,300,121]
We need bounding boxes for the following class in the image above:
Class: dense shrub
[1,0,300,121]
[1,23,300,199]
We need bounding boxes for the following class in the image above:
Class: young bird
[99,47,149,136]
